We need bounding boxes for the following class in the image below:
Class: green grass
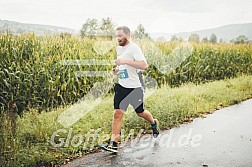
[1,75,252,166]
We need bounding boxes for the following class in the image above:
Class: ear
[126,34,130,39]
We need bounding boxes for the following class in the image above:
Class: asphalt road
[64,99,252,167]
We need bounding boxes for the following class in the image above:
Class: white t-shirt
[116,41,146,88]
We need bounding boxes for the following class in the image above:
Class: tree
[209,33,217,44]
[202,36,209,43]
[80,18,116,39]
[16,28,25,34]
[178,37,184,42]
[99,17,115,39]
[234,35,249,44]
[60,32,71,39]
[170,35,183,42]
[230,39,235,43]
[188,34,200,43]
[80,18,98,38]
[133,24,150,39]
[170,35,178,42]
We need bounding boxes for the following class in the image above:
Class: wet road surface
[64,99,252,167]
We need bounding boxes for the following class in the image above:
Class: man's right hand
[112,67,119,75]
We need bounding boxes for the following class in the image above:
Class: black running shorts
[114,84,144,113]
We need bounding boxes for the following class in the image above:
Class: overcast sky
[1,0,252,33]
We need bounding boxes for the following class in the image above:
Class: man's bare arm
[115,59,148,70]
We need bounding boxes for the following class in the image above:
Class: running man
[104,26,159,153]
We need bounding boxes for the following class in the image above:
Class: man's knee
[137,112,144,117]
[114,109,124,119]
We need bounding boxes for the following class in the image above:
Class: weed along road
[64,99,252,167]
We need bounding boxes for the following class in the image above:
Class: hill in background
[150,23,252,41]
[0,19,77,35]
[1,19,252,42]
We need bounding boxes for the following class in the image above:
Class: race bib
[119,69,129,79]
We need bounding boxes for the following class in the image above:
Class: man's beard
[118,38,127,46]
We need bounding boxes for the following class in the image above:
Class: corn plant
[0,33,252,114]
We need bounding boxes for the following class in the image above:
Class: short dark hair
[116,26,130,34]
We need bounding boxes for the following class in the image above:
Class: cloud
[148,16,176,33]
[155,0,218,13]
[0,0,252,33]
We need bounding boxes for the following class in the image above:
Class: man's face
[115,30,129,46]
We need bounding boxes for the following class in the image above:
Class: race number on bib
[119,69,129,79]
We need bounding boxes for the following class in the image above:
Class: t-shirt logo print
[119,69,129,79]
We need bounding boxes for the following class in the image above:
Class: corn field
[0,33,252,114]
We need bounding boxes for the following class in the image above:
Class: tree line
[80,17,150,39]
[79,17,251,44]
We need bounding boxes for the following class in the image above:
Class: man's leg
[132,87,159,138]
[102,109,123,153]
[137,110,159,138]
[137,110,155,124]
[112,109,124,143]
